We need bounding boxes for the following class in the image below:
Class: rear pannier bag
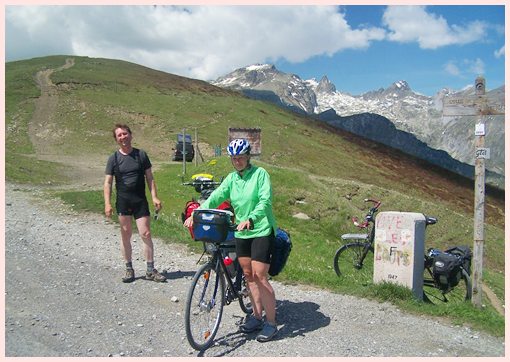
[269,228,292,277]
[182,200,201,238]
[432,252,463,290]
[192,209,234,243]
[445,245,472,275]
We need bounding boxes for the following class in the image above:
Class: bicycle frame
[357,228,375,268]
[422,256,436,286]
[199,241,247,306]
[345,199,379,267]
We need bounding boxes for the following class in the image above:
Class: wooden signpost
[442,77,505,307]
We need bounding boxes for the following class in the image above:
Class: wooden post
[441,76,504,308]
[194,128,198,166]
[472,77,486,307]
[182,128,186,175]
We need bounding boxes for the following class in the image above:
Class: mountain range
[212,64,505,189]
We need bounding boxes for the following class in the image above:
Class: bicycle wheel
[423,267,472,304]
[238,274,253,315]
[333,242,374,285]
[185,262,225,351]
[231,260,253,315]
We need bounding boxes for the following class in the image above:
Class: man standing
[104,124,166,283]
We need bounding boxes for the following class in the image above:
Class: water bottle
[223,256,235,278]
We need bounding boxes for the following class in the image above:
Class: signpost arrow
[442,95,505,116]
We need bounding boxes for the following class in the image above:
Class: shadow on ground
[205,299,330,356]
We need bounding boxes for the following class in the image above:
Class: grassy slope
[6,55,505,335]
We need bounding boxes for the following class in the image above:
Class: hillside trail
[30,57,74,156]
[26,59,504,316]
[29,57,106,189]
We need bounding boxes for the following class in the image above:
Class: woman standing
[184,138,278,342]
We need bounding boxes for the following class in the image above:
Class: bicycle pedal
[225,290,235,304]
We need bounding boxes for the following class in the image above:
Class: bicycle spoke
[237,272,253,315]
[422,279,447,304]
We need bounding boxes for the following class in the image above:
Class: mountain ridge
[212,64,505,188]
[5,55,505,232]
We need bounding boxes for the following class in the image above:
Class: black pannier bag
[269,228,292,277]
[432,251,463,291]
[445,245,472,275]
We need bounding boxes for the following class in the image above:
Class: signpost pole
[472,77,486,308]
[441,76,505,308]
[182,128,186,176]
[194,127,198,166]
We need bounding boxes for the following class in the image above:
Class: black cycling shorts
[116,196,150,219]
[235,232,274,264]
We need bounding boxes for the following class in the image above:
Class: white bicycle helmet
[227,138,251,156]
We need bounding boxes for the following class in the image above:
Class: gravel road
[5,184,505,357]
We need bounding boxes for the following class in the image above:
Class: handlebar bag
[193,209,234,243]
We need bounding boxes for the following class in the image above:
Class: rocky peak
[391,80,410,91]
[316,76,336,94]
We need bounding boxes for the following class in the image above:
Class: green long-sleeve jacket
[200,165,277,238]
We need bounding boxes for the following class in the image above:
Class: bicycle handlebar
[364,198,381,208]
[352,198,381,229]
[228,219,254,231]
[182,181,222,186]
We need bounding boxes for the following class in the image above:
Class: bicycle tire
[423,267,472,304]
[185,262,225,351]
[237,274,253,315]
[333,242,374,285]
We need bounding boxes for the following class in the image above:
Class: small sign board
[475,148,490,159]
[228,127,262,156]
[475,123,485,136]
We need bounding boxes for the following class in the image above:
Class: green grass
[58,189,105,213]
[55,157,505,336]
[6,55,505,337]
[5,153,69,185]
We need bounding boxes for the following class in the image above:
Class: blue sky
[5,5,505,96]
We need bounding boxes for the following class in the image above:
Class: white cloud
[6,5,386,81]
[444,61,460,76]
[465,58,485,75]
[494,45,504,58]
[6,6,75,60]
[382,5,487,49]
[444,58,485,78]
